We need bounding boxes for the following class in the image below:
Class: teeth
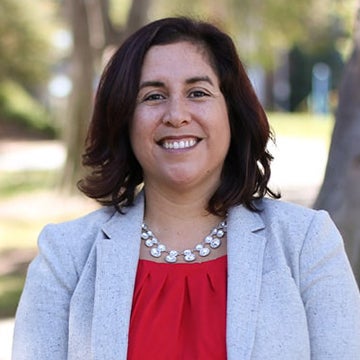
[163,139,197,149]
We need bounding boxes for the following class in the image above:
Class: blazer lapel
[88,196,266,359]
[226,205,266,360]
[91,196,144,360]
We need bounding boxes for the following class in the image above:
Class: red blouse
[127,256,228,360]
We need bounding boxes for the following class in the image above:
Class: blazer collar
[90,195,267,360]
[226,204,266,360]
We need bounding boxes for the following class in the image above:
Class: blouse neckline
[137,254,227,266]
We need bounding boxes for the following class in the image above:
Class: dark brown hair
[78,17,279,215]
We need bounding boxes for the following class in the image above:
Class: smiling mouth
[159,138,200,150]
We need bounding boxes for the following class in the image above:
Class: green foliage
[0,0,54,86]
[0,0,58,136]
[0,81,57,137]
[0,275,24,318]
[227,0,354,69]
[149,0,356,70]
[288,44,344,111]
[109,0,132,26]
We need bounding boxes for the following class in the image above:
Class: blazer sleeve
[299,210,360,359]
[12,224,79,360]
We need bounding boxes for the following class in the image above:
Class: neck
[143,181,217,225]
[140,183,227,262]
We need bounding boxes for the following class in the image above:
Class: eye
[189,90,209,98]
[144,93,165,102]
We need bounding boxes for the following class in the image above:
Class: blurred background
[1,0,359,357]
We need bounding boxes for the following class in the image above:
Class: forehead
[140,41,217,79]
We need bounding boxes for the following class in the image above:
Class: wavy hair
[78,17,280,215]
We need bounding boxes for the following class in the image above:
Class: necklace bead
[141,219,227,263]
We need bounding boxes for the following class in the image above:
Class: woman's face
[130,41,231,195]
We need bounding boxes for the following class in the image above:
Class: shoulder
[233,198,341,259]
[40,206,117,246]
[42,206,117,238]
[253,199,344,274]
[256,198,332,233]
[36,206,118,276]
[258,197,316,219]
[35,192,145,273]
[228,198,331,238]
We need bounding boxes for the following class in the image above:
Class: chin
[164,169,220,191]
[167,174,195,187]
[157,169,195,187]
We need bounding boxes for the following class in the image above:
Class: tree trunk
[124,0,150,38]
[314,1,360,283]
[61,0,94,191]
[60,0,151,191]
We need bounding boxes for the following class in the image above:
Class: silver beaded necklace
[141,219,227,263]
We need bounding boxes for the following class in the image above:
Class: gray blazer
[12,196,360,359]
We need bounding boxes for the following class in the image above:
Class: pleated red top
[127,256,228,360]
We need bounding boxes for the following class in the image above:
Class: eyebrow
[139,81,164,90]
[139,76,214,90]
[186,76,214,86]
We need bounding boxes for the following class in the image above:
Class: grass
[0,170,57,253]
[0,218,47,251]
[268,112,334,142]
[0,170,61,250]
[0,275,25,318]
[0,169,97,318]
[0,170,57,198]
[0,171,58,318]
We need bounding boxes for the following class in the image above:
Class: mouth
[157,137,200,150]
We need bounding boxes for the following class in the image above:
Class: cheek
[130,110,146,138]
[129,114,155,162]
[225,121,231,142]
[216,119,231,156]
[215,112,231,142]
[131,107,157,136]
[129,117,143,159]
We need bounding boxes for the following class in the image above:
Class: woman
[12,17,360,359]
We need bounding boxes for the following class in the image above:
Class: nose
[162,97,191,127]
